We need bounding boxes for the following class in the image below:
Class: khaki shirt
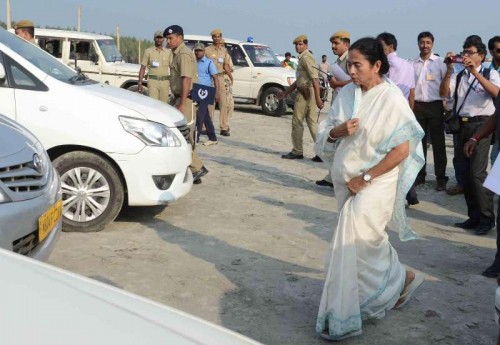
[141,46,172,77]
[205,44,231,74]
[170,42,197,96]
[296,50,319,87]
[336,51,348,74]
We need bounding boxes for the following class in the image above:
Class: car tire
[52,151,124,233]
[261,86,287,116]
[127,84,148,96]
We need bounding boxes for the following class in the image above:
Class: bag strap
[453,70,477,117]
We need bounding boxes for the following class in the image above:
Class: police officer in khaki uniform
[138,30,172,103]
[279,35,324,159]
[222,38,235,129]
[13,20,36,44]
[205,29,233,136]
[164,25,208,183]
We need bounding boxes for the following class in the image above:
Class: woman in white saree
[315,38,426,340]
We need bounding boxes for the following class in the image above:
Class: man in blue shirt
[195,42,219,145]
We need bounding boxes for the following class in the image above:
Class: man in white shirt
[413,31,449,191]
[440,36,500,236]
[377,32,419,205]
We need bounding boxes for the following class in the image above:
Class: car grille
[12,230,39,256]
[0,161,45,192]
[176,124,191,143]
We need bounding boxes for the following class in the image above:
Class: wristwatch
[362,173,372,184]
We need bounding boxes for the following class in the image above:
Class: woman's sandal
[394,271,425,309]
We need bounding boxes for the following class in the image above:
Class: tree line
[1,21,153,63]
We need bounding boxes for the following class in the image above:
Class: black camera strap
[452,70,477,117]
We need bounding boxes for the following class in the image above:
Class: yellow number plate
[38,200,62,242]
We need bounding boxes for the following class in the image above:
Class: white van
[33,28,144,93]
[184,35,296,116]
[0,28,193,232]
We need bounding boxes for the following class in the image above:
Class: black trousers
[456,120,495,225]
[414,101,448,182]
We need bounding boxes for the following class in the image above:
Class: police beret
[154,30,163,38]
[293,35,307,44]
[211,29,222,36]
[163,25,183,37]
[330,31,350,42]
[194,42,205,50]
[13,19,34,29]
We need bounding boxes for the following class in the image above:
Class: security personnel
[164,25,208,184]
[138,30,172,103]
[13,20,36,44]
[205,29,233,136]
[279,35,324,159]
[222,38,235,131]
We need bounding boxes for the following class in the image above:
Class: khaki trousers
[209,75,232,130]
[172,97,203,173]
[291,88,317,155]
[147,79,170,103]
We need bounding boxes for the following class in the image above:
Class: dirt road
[49,105,498,345]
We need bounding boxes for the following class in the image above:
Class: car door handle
[39,106,48,112]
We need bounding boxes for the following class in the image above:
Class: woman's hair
[349,37,390,75]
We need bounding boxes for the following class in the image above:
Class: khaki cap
[154,30,163,38]
[13,19,34,29]
[330,31,350,42]
[194,42,205,50]
[293,35,307,44]
[211,29,222,36]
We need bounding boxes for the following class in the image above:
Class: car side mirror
[90,54,99,64]
[0,62,6,83]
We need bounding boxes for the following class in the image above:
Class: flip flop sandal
[394,271,425,309]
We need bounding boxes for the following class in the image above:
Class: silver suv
[0,115,61,261]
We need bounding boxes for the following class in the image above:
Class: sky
[4,0,500,61]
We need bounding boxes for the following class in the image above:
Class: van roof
[34,28,112,40]
[184,34,268,47]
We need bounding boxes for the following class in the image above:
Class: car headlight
[119,116,181,147]
[287,77,296,86]
[0,189,11,204]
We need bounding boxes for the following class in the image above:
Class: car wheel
[52,151,124,233]
[127,84,148,96]
[261,86,287,116]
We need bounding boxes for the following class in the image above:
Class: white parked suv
[33,28,144,93]
[0,114,61,261]
[0,28,193,232]
[184,35,296,116]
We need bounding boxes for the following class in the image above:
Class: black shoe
[192,166,209,181]
[475,223,494,235]
[406,196,419,206]
[435,180,447,192]
[482,265,500,278]
[220,129,230,136]
[454,219,479,229]
[281,152,304,159]
[193,178,202,184]
[312,155,323,162]
[316,179,334,188]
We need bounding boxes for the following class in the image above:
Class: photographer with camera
[440,36,500,236]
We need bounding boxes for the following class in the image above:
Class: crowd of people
[280,29,500,340]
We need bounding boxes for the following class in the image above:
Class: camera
[445,55,464,64]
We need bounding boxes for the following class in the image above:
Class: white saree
[315,79,424,340]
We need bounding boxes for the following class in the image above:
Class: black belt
[148,75,170,81]
[415,100,442,104]
[459,116,490,123]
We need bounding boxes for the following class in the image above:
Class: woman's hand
[329,119,359,140]
[346,175,366,195]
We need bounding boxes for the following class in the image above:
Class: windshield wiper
[68,68,88,84]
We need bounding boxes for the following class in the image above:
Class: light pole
[6,0,12,30]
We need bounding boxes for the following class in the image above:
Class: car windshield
[0,28,85,84]
[242,44,281,67]
[97,39,123,62]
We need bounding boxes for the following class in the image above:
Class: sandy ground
[49,103,498,345]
